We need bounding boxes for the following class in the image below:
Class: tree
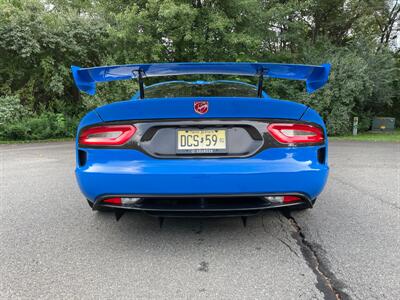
[0,0,398,140]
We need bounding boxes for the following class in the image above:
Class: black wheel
[87,199,113,212]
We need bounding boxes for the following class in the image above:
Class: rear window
[144,81,257,98]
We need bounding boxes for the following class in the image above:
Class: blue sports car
[71,62,330,221]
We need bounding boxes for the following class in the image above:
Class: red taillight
[283,195,302,203]
[265,195,302,204]
[102,197,122,205]
[79,125,136,146]
[267,123,324,144]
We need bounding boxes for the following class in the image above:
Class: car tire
[87,199,113,212]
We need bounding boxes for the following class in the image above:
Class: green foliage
[0,95,30,125]
[0,0,399,140]
[300,42,398,135]
[0,0,107,112]
[305,48,375,135]
[0,112,79,140]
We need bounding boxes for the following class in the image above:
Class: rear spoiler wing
[71,62,330,96]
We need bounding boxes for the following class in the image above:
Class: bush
[0,112,79,141]
[0,95,30,125]
[1,123,29,140]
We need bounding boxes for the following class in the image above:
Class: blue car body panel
[76,146,328,201]
[92,97,308,123]
[72,62,330,211]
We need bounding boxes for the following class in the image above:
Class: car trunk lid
[95,97,307,122]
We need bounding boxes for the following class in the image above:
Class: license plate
[176,129,227,154]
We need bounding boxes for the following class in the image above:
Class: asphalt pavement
[0,141,399,299]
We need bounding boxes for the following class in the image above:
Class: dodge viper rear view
[71,62,330,220]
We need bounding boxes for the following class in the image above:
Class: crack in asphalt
[261,214,300,258]
[281,210,350,300]
[276,236,300,258]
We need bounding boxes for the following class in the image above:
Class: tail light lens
[79,125,136,146]
[267,123,324,144]
[265,195,302,204]
[101,197,141,206]
[102,197,122,205]
[282,195,302,203]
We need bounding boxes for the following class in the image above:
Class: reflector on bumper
[264,195,302,204]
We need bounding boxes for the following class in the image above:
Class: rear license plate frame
[176,128,227,154]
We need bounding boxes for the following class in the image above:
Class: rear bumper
[76,146,329,204]
[92,194,316,217]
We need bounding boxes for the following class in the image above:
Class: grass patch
[0,137,74,144]
[330,129,400,142]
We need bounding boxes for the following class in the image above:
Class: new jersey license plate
[176,129,227,154]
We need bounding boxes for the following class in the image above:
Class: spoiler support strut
[137,69,145,99]
[257,68,267,98]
